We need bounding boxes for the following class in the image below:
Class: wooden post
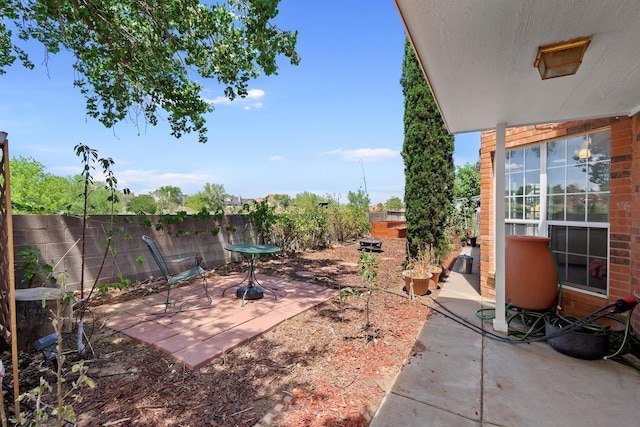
[0,134,20,417]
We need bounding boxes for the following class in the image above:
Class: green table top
[224,243,281,255]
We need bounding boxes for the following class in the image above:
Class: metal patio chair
[142,235,212,314]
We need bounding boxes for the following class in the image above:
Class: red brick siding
[480,116,640,334]
[631,114,640,333]
[479,132,496,299]
[371,221,407,238]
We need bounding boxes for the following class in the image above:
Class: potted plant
[402,245,440,296]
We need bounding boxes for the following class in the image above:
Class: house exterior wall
[479,114,640,334]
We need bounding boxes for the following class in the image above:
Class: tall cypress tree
[400,38,455,262]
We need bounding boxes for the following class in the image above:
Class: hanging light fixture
[534,36,592,80]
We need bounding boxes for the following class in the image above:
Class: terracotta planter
[429,268,442,290]
[505,236,559,310]
[402,270,432,296]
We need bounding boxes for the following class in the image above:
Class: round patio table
[222,244,281,306]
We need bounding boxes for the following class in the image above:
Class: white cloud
[115,169,215,195]
[326,148,400,162]
[269,155,285,161]
[505,162,523,171]
[203,88,265,110]
[204,95,232,106]
[246,89,265,99]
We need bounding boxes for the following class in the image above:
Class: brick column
[479,131,496,299]
[630,113,640,333]
[608,119,633,304]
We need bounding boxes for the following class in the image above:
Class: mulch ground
[2,237,449,426]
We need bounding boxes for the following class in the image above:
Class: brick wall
[632,114,640,333]
[480,115,640,334]
[371,221,407,238]
[12,214,255,292]
[479,131,496,299]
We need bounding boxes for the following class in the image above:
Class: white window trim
[539,144,548,236]
[505,130,610,297]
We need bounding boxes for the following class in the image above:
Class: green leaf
[2,0,300,143]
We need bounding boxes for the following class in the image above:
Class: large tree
[293,191,324,210]
[10,155,129,214]
[385,196,404,210]
[0,0,299,143]
[9,156,69,213]
[347,187,370,211]
[64,174,126,215]
[184,182,228,213]
[127,194,157,215]
[153,185,183,214]
[400,38,455,262]
[454,163,480,232]
[272,193,292,208]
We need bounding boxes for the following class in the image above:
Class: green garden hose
[475,304,513,321]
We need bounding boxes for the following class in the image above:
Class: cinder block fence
[12,214,256,291]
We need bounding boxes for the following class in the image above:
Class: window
[505,129,610,296]
[506,146,541,222]
[505,146,541,237]
[546,131,610,223]
[549,226,608,294]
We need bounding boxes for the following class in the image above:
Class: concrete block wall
[480,115,640,334]
[368,212,386,223]
[12,214,255,292]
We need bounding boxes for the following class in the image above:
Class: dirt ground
[3,237,451,426]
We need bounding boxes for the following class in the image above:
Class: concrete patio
[370,246,640,426]
[97,273,339,369]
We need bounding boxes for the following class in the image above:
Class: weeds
[5,290,95,427]
[340,251,381,335]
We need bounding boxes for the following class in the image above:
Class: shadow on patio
[371,246,640,426]
[95,274,339,369]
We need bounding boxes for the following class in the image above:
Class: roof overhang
[394,0,640,134]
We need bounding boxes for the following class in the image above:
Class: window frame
[504,128,610,298]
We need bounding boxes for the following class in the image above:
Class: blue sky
[0,0,479,205]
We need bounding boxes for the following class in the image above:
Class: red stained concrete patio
[96,274,339,370]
